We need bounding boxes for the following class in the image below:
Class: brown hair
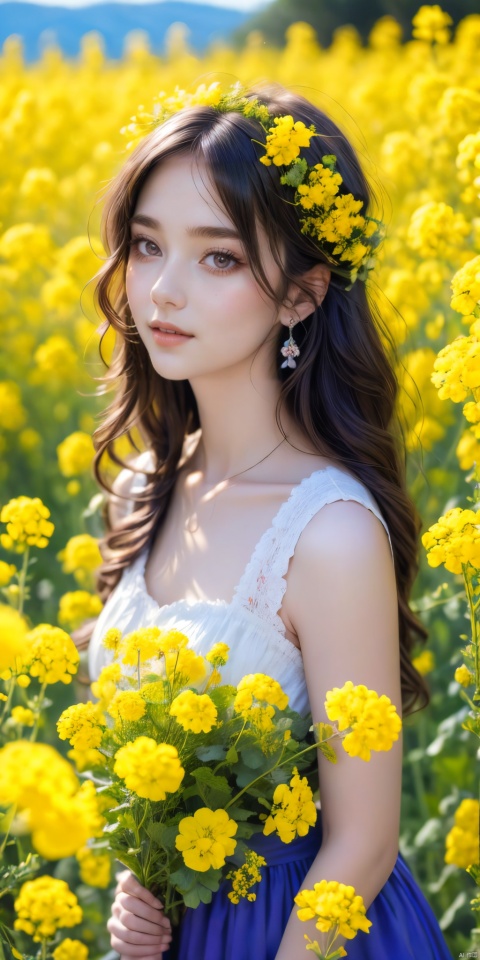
[80,81,430,717]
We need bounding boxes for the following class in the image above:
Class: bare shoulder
[285,495,400,708]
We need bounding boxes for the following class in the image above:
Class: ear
[278,263,331,325]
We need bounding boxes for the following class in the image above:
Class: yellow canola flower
[57,534,103,587]
[24,624,80,684]
[263,769,317,843]
[170,690,218,733]
[0,560,17,586]
[0,604,29,674]
[451,255,480,319]
[76,845,112,889]
[234,673,289,714]
[157,628,190,654]
[445,798,480,869]
[53,940,88,960]
[0,741,79,810]
[107,690,146,721]
[175,807,238,871]
[57,701,106,750]
[0,382,26,431]
[260,115,316,167]
[455,664,474,686]
[411,650,435,676]
[14,876,83,943]
[295,878,372,940]
[165,646,206,685]
[11,706,35,726]
[29,779,105,860]
[406,201,469,261]
[324,681,402,761]
[114,737,185,800]
[412,5,452,44]
[57,431,95,477]
[422,507,480,574]
[58,590,103,631]
[67,745,104,772]
[205,641,230,667]
[101,627,123,656]
[120,626,163,665]
[32,335,79,384]
[431,335,480,403]
[0,496,54,552]
[90,661,122,709]
[227,850,266,903]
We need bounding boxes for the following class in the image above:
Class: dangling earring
[280,317,300,370]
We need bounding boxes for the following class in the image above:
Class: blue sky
[4,0,268,7]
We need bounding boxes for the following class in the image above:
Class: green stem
[18,546,30,616]
[463,564,480,701]
[410,589,466,613]
[224,739,323,810]
[30,680,48,742]
[0,804,17,856]
[0,676,15,726]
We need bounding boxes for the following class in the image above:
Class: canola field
[0,6,479,958]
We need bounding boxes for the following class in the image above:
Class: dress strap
[231,466,394,636]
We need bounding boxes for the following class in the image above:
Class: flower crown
[121,81,385,287]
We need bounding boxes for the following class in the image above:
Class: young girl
[82,81,453,959]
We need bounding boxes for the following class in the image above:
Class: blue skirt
[165,815,453,959]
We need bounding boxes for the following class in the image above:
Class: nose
[150,258,186,310]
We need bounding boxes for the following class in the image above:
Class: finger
[107,917,172,950]
[109,930,172,957]
[112,898,172,935]
[113,893,171,930]
[117,873,165,910]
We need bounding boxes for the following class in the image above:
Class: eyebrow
[128,214,240,240]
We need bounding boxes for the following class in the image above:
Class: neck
[186,368,294,484]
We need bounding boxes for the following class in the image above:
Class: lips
[150,322,193,337]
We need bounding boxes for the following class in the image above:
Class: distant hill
[0,1,252,61]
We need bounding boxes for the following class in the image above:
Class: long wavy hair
[78,81,430,717]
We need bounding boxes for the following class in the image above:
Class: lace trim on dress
[231,468,394,637]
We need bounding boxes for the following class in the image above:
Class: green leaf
[183,887,201,909]
[314,721,334,743]
[225,745,238,763]
[191,768,231,795]
[170,865,196,890]
[195,745,227,762]
[279,157,307,187]
[318,741,337,764]
[462,715,480,738]
[240,746,264,769]
[146,822,166,844]
[290,715,312,739]
[209,685,237,711]
[197,868,222,892]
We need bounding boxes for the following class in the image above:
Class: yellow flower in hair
[260,115,316,167]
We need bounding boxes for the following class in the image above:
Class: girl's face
[125,154,285,382]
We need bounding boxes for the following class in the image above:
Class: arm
[275,500,403,959]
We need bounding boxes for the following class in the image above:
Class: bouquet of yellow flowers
[57,624,401,945]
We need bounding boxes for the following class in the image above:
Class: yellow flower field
[0,4,479,956]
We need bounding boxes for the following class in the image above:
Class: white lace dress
[88,455,394,714]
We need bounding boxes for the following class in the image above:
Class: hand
[107,869,173,958]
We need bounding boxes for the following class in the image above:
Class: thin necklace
[183,437,287,533]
